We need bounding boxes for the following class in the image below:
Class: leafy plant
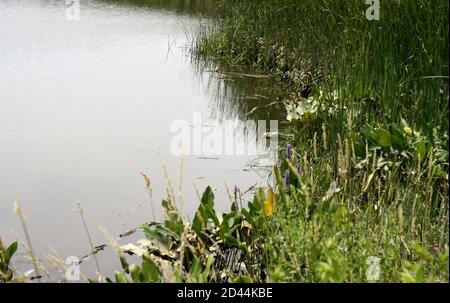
[0,238,18,283]
[114,185,271,283]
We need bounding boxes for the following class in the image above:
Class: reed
[75,202,102,281]
[13,200,42,282]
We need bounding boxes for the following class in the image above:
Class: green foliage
[112,185,270,283]
[265,160,448,282]
[192,186,220,237]
[108,255,161,283]
[0,239,18,283]
[359,119,448,181]
[195,0,448,283]
[399,244,449,283]
[197,0,449,132]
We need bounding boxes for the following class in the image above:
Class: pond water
[0,0,284,280]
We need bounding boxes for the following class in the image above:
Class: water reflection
[199,68,288,122]
[100,0,219,15]
[0,0,280,280]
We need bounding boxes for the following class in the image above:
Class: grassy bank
[193,0,449,282]
[1,0,448,283]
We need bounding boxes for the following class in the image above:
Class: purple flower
[286,144,293,161]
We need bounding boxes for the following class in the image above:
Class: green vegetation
[110,158,448,282]
[173,0,449,282]
[110,186,270,283]
[1,0,448,283]
[192,0,449,282]
[0,238,18,282]
[196,0,448,131]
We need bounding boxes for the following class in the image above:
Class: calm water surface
[0,0,280,279]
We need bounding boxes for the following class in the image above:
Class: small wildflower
[286,144,293,161]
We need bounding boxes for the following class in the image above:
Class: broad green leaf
[141,258,161,283]
[361,124,376,142]
[165,219,184,237]
[415,141,428,161]
[192,186,219,236]
[375,128,392,148]
[6,241,18,259]
[142,224,179,249]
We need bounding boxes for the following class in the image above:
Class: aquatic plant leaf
[6,242,17,259]
[388,123,408,150]
[160,198,184,237]
[165,219,184,237]
[415,141,429,161]
[375,128,392,148]
[142,224,179,249]
[141,258,161,283]
[249,194,263,213]
[241,208,255,226]
[192,186,220,236]
[360,124,373,138]
[219,217,235,246]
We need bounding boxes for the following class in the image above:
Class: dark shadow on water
[98,0,220,16]
[192,58,290,129]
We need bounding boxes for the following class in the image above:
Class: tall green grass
[195,0,449,282]
[197,0,448,130]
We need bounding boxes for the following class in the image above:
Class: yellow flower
[263,187,276,216]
